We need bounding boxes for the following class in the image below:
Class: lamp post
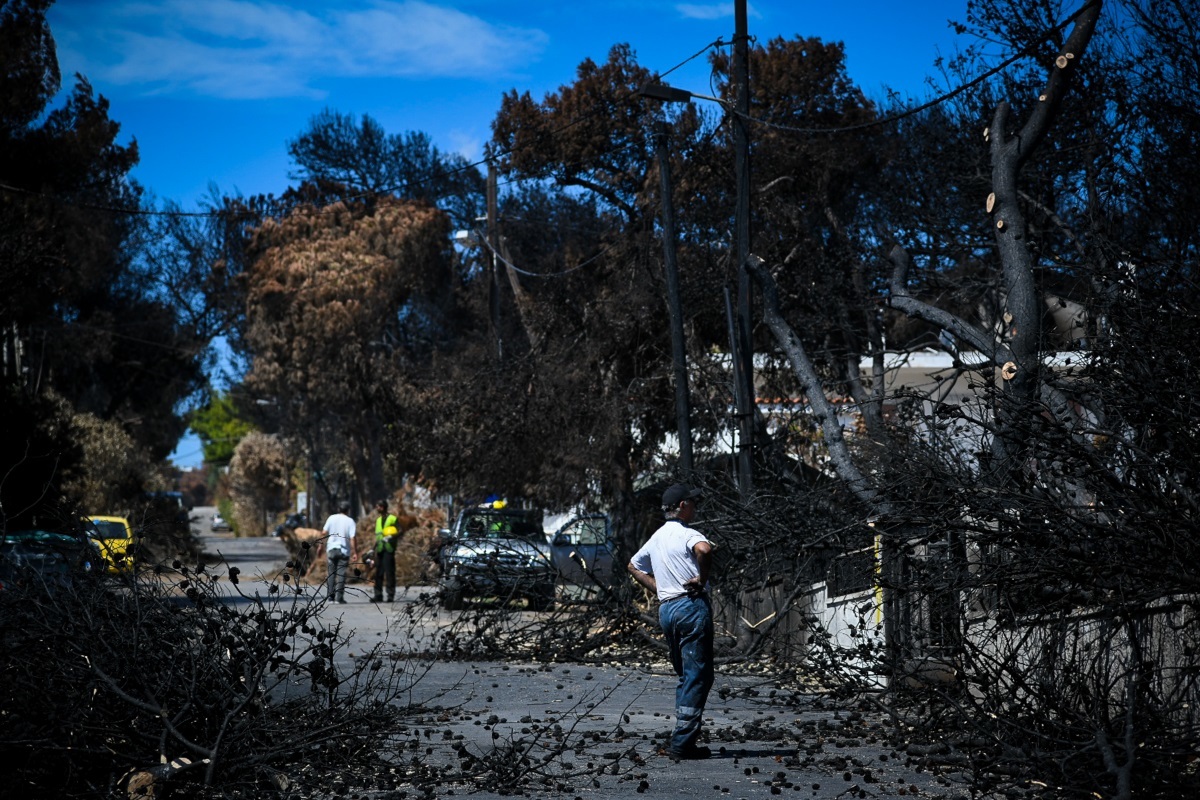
[487,161,503,359]
[640,41,756,498]
[653,121,693,474]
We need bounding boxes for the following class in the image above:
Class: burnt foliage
[0,562,418,799]
[862,271,1200,799]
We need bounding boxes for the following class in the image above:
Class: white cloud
[166,0,326,43]
[330,2,546,78]
[52,0,547,100]
[675,2,761,21]
[444,128,485,161]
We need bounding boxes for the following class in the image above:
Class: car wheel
[440,582,465,611]
[528,583,555,612]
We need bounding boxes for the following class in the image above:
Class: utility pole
[655,124,694,475]
[486,161,502,358]
[724,286,747,469]
[733,0,754,497]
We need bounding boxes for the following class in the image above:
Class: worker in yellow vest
[372,500,400,602]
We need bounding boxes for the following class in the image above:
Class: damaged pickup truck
[435,503,613,612]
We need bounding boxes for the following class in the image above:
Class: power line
[0,0,1095,223]
[384,37,724,200]
[0,181,220,217]
[734,46,1020,136]
[733,0,1097,137]
[29,319,207,356]
[478,234,615,279]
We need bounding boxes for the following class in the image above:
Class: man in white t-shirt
[322,504,357,603]
[628,483,714,760]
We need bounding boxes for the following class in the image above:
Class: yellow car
[88,516,135,572]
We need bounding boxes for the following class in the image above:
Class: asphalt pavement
[191,508,971,800]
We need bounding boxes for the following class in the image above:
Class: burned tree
[744,1,1200,796]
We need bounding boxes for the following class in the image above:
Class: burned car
[436,504,556,611]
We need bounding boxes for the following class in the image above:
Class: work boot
[666,744,712,761]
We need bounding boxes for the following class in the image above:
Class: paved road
[193,505,427,653]
[190,508,968,800]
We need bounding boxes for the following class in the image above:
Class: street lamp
[640,70,755,497]
[651,118,693,475]
[639,83,726,106]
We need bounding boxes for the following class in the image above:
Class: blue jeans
[659,595,714,752]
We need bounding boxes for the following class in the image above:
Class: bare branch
[887,244,1009,361]
[746,254,885,513]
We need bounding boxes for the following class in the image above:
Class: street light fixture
[638,83,727,107]
[640,78,744,478]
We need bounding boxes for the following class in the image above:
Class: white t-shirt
[322,513,356,555]
[629,519,711,602]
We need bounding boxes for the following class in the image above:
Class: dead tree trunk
[984,0,1101,477]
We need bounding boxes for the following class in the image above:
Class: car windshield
[461,512,544,542]
[91,520,129,540]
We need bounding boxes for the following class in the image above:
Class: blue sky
[49,0,973,206]
[45,0,973,467]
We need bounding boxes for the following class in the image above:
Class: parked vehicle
[0,528,101,592]
[436,505,614,611]
[437,504,556,611]
[210,512,231,532]
[547,514,614,601]
[88,515,135,572]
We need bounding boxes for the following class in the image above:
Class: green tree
[188,391,256,467]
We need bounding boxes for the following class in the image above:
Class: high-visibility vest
[374,514,399,552]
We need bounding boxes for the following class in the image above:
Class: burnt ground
[371,657,974,800]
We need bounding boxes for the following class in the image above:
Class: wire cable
[29,320,206,356]
[0,0,1095,219]
[733,0,1096,136]
[0,181,220,217]
[478,234,615,279]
